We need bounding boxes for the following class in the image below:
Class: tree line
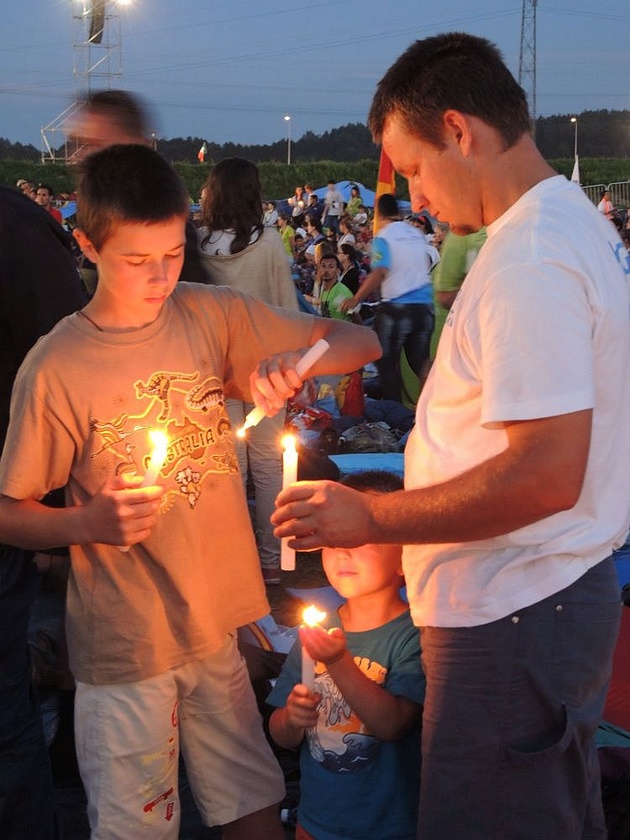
[2,110,630,166]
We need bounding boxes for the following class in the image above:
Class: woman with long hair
[198,157,299,584]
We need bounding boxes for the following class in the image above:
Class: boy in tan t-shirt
[0,144,380,839]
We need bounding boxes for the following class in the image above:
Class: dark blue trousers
[418,557,621,840]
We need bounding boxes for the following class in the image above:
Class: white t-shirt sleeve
[472,262,595,427]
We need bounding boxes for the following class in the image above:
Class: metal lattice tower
[518,0,537,139]
[41,1,124,163]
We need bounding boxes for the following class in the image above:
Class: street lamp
[284,114,291,166]
[570,117,578,159]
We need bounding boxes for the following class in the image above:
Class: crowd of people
[1,29,629,840]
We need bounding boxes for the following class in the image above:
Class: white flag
[197,142,207,163]
[570,155,580,185]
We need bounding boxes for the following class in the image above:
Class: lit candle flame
[302,605,326,627]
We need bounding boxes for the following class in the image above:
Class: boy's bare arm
[0,477,163,550]
[302,626,421,741]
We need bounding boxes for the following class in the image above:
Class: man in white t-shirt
[271,32,630,840]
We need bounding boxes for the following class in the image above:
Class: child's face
[322,542,403,601]
[77,216,186,326]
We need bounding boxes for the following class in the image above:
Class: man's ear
[442,109,473,156]
[73,228,99,262]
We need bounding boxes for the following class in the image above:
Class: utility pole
[518,0,537,140]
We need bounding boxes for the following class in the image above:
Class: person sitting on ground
[337,243,361,295]
[268,469,424,840]
[337,215,356,248]
[353,204,369,226]
[263,201,279,228]
[0,143,381,840]
[277,213,296,263]
[316,254,354,321]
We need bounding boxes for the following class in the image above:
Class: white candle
[280,434,298,571]
[118,429,169,552]
[238,338,330,435]
[141,430,169,486]
[301,605,327,689]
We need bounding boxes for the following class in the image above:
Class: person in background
[315,254,354,321]
[337,215,356,248]
[304,192,322,223]
[272,32,630,840]
[597,189,615,222]
[345,184,363,218]
[337,243,361,295]
[277,213,296,263]
[341,193,439,402]
[198,157,300,585]
[263,201,279,228]
[268,470,424,840]
[66,88,208,285]
[34,184,63,225]
[288,185,306,226]
[0,184,87,840]
[429,227,486,359]
[353,204,369,226]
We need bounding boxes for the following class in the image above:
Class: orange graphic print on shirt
[89,368,237,510]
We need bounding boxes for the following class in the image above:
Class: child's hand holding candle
[300,605,326,690]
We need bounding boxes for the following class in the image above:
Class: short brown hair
[369,32,531,150]
[76,144,188,250]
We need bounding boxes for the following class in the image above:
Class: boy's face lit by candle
[322,543,403,600]
[74,217,187,329]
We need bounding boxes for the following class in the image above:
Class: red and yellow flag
[373,148,396,234]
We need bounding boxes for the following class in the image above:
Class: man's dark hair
[369,32,531,150]
[79,89,152,140]
[342,470,403,494]
[320,253,340,271]
[377,193,399,219]
[76,144,189,250]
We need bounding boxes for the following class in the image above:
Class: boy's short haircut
[341,469,403,494]
[76,144,189,250]
[368,31,531,151]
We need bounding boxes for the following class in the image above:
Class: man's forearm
[368,411,591,545]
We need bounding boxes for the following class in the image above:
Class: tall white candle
[280,434,298,571]
[301,605,327,690]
